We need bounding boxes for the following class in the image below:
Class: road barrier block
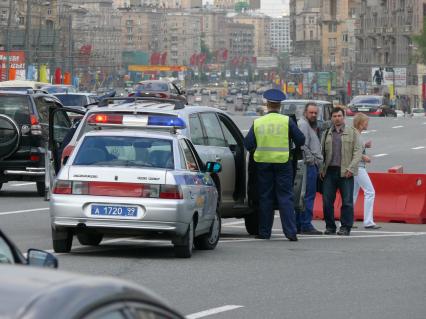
[388,165,403,173]
[313,172,426,224]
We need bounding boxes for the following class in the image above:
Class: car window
[55,94,87,107]
[179,139,199,171]
[73,136,174,169]
[350,96,382,105]
[199,113,227,147]
[188,114,205,145]
[0,237,15,264]
[169,83,178,94]
[0,95,31,124]
[34,97,52,124]
[218,117,237,145]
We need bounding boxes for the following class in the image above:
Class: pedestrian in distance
[244,89,305,241]
[352,113,381,230]
[320,107,362,236]
[296,102,323,235]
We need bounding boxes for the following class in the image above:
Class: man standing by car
[297,103,323,235]
[244,89,305,241]
[320,107,362,236]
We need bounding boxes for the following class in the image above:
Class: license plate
[91,205,138,217]
[358,107,370,111]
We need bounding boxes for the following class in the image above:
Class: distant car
[244,110,257,116]
[242,95,251,105]
[281,99,333,124]
[395,110,404,117]
[411,108,425,117]
[241,87,249,95]
[346,95,397,117]
[0,229,57,267]
[50,120,221,258]
[219,105,227,111]
[210,94,218,102]
[131,80,187,104]
[225,96,234,103]
[250,97,258,104]
[194,94,202,102]
[229,88,238,95]
[201,88,210,95]
[235,104,243,111]
[41,85,77,94]
[236,93,243,99]
[0,265,184,319]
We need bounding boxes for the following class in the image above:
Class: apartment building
[225,22,255,61]
[233,13,272,57]
[270,16,292,53]
[191,10,228,53]
[290,0,322,70]
[355,0,426,106]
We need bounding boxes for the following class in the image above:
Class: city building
[214,0,260,10]
[289,0,322,70]
[354,0,426,107]
[225,22,255,61]
[233,13,272,57]
[191,10,228,54]
[270,16,292,54]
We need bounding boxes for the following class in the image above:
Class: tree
[412,20,426,63]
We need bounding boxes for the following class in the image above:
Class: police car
[48,97,259,235]
[49,116,221,258]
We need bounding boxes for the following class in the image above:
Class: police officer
[244,89,305,241]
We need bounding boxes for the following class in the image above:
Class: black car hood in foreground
[0,265,182,319]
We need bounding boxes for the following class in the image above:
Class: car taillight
[30,155,40,161]
[88,114,123,125]
[53,180,72,194]
[159,185,183,199]
[61,144,75,164]
[30,114,42,135]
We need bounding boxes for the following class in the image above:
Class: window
[219,116,237,145]
[0,237,15,264]
[328,23,337,32]
[179,139,199,171]
[310,30,314,40]
[34,97,52,124]
[199,113,226,147]
[188,114,205,145]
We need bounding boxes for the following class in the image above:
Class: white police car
[49,116,221,258]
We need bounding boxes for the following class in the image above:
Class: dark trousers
[322,166,354,231]
[296,164,318,231]
[257,162,297,238]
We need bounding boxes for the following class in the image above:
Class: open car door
[45,106,85,200]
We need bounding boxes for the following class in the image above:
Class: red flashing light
[88,114,123,125]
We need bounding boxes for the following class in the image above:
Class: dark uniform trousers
[257,162,297,238]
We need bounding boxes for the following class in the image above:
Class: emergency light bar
[87,114,186,130]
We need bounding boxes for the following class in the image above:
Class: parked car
[225,96,234,103]
[0,228,58,267]
[40,85,77,94]
[0,265,184,319]
[50,123,221,258]
[131,80,187,104]
[346,95,397,117]
[0,90,65,196]
[49,98,259,235]
[410,108,425,117]
[194,94,202,102]
[0,80,46,92]
[242,95,251,105]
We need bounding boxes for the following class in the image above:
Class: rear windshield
[280,101,326,121]
[0,95,31,122]
[56,95,86,107]
[135,82,169,92]
[350,96,382,105]
[42,86,77,94]
[73,136,174,169]
[413,109,424,113]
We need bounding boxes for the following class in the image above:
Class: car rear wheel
[244,210,259,235]
[36,182,45,197]
[77,232,103,246]
[52,228,73,253]
[174,220,194,258]
[194,210,221,250]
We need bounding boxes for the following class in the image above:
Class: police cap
[263,89,286,103]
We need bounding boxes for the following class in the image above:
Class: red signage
[0,51,25,70]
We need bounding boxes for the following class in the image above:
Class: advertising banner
[0,51,26,80]
[371,67,406,87]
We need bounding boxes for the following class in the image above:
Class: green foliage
[412,20,426,63]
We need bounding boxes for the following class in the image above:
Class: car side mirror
[27,249,58,268]
[205,161,222,173]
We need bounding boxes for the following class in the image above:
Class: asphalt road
[1,102,426,318]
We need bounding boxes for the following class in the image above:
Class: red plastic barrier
[313,172,426,224]
[388,165,403,173]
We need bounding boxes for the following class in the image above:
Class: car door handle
[215,155,222,162]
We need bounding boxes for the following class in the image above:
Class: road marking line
[10,182,35,187]
[186,305,244,319]
[0,207,49,216]
[392,125,404,128]
[361,129,377,134]
[373,153,388,157]
[222,220,245,226]
[412,146,425,150]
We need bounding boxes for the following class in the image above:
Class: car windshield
[413,109,424,113]
[135,82,169,92]
[0,95,30,122]
[73,136,174,169]
[280,101,325,121]
[350,96,382,105]
[55,95,86,107]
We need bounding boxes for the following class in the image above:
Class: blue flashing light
[147,116,186,129]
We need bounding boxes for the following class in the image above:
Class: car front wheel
[174,220,194,258]
[194,210,221,250]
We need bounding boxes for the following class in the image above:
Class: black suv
[0,91,64,196]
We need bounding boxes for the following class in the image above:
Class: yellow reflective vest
[253,113,290,163]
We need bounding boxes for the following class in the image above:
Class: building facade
[270,16,292,54]
[290,0,322,70]
[225,22,255,61]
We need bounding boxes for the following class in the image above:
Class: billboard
[371,67,406,87]
[289,56,312,72]
[256,56,278,69]
[0,51,26,80]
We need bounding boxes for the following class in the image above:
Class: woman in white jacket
[353,113,381,229]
